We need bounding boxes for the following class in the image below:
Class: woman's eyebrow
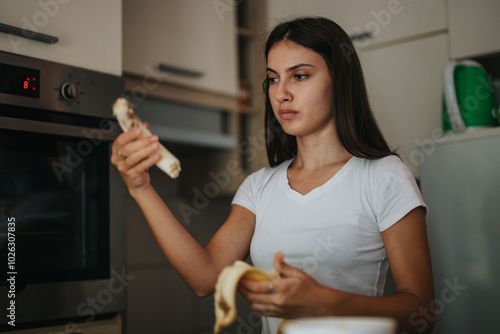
[266,63,316,74]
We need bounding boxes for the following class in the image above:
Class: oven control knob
[60,82,79,101]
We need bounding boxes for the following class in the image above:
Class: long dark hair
[264,17,396,167]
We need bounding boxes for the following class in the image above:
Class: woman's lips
[278,108,298,120]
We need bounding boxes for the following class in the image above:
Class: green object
[443,61,499,132]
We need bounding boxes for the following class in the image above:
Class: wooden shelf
[123,73,239,113]
[235,0,268,173]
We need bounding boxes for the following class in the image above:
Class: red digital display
[23,77,37,91]
[0,63,40,98]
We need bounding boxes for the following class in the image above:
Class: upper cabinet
[266,0,447,50]
[122,0,239,97]
[360,35,449,177]
[0,0,121,76]
[448,0,500,59]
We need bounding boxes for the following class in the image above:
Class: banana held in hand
[214,260,279,333]
[112,98,181,178]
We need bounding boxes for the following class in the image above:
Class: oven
[0,51,126,329]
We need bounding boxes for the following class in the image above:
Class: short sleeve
[372,156,427,231]
[231,170,258,214]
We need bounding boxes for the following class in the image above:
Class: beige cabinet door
[0,0,122,75]
[265,0,446,49]
[360,34,449,177]
[448,0,500,59]
[123,0,239,96]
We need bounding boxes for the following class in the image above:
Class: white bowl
[281,317,397,334]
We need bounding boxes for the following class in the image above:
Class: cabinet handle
[157,63,203,78]
[0,22,59,44]
[349,31,373,42]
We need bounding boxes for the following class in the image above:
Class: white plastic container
[281,317,397,334]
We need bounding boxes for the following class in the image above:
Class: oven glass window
[0,128,110,285]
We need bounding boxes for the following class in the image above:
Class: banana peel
[214,260,279,333]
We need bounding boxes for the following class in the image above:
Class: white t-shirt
[231,155,427,334]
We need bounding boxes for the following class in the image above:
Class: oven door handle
[0,116,119,141]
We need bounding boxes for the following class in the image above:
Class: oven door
[0,113,127,327]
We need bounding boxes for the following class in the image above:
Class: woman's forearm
[130,184,218,297]
[320,287,434,333]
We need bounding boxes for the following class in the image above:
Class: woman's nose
[273,81,292,103]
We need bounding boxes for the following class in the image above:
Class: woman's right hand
[111,128,161,194]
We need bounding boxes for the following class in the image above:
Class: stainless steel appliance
[420,129,500,334]
[0,51,126,329]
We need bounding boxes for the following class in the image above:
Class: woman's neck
[293,127,352,170]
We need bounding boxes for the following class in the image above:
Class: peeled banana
[112,98,181,178]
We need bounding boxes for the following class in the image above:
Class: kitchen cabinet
[359,34,449,177]
[123,0,239,97]
[122,0,248,195]
[125,167,258,333]
[448,0,500,59]
[0,0,121,75]
[122,0,267,196]
[125,182,207,333]
[266,0,447,50]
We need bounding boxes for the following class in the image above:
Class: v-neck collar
[282,156,357,202]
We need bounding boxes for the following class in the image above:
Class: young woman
[111,17,434,334]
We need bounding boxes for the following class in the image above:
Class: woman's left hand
[238,252,336,319]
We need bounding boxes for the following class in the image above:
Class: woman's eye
[268,77,279,84]
[295,74,308,80]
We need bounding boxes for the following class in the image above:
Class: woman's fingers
[117,134,158,160]
[239,277,273,294]
[111,130,140,165]
[110,129,162,191]
[239,278,282,304]
[238,256,320,318]
[120,139,159,167]
[111,129,141,155]
[112,132,159,168]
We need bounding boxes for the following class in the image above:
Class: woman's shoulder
[354,154,405,168]
[244,158,291,185]
[353,155,413,180]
